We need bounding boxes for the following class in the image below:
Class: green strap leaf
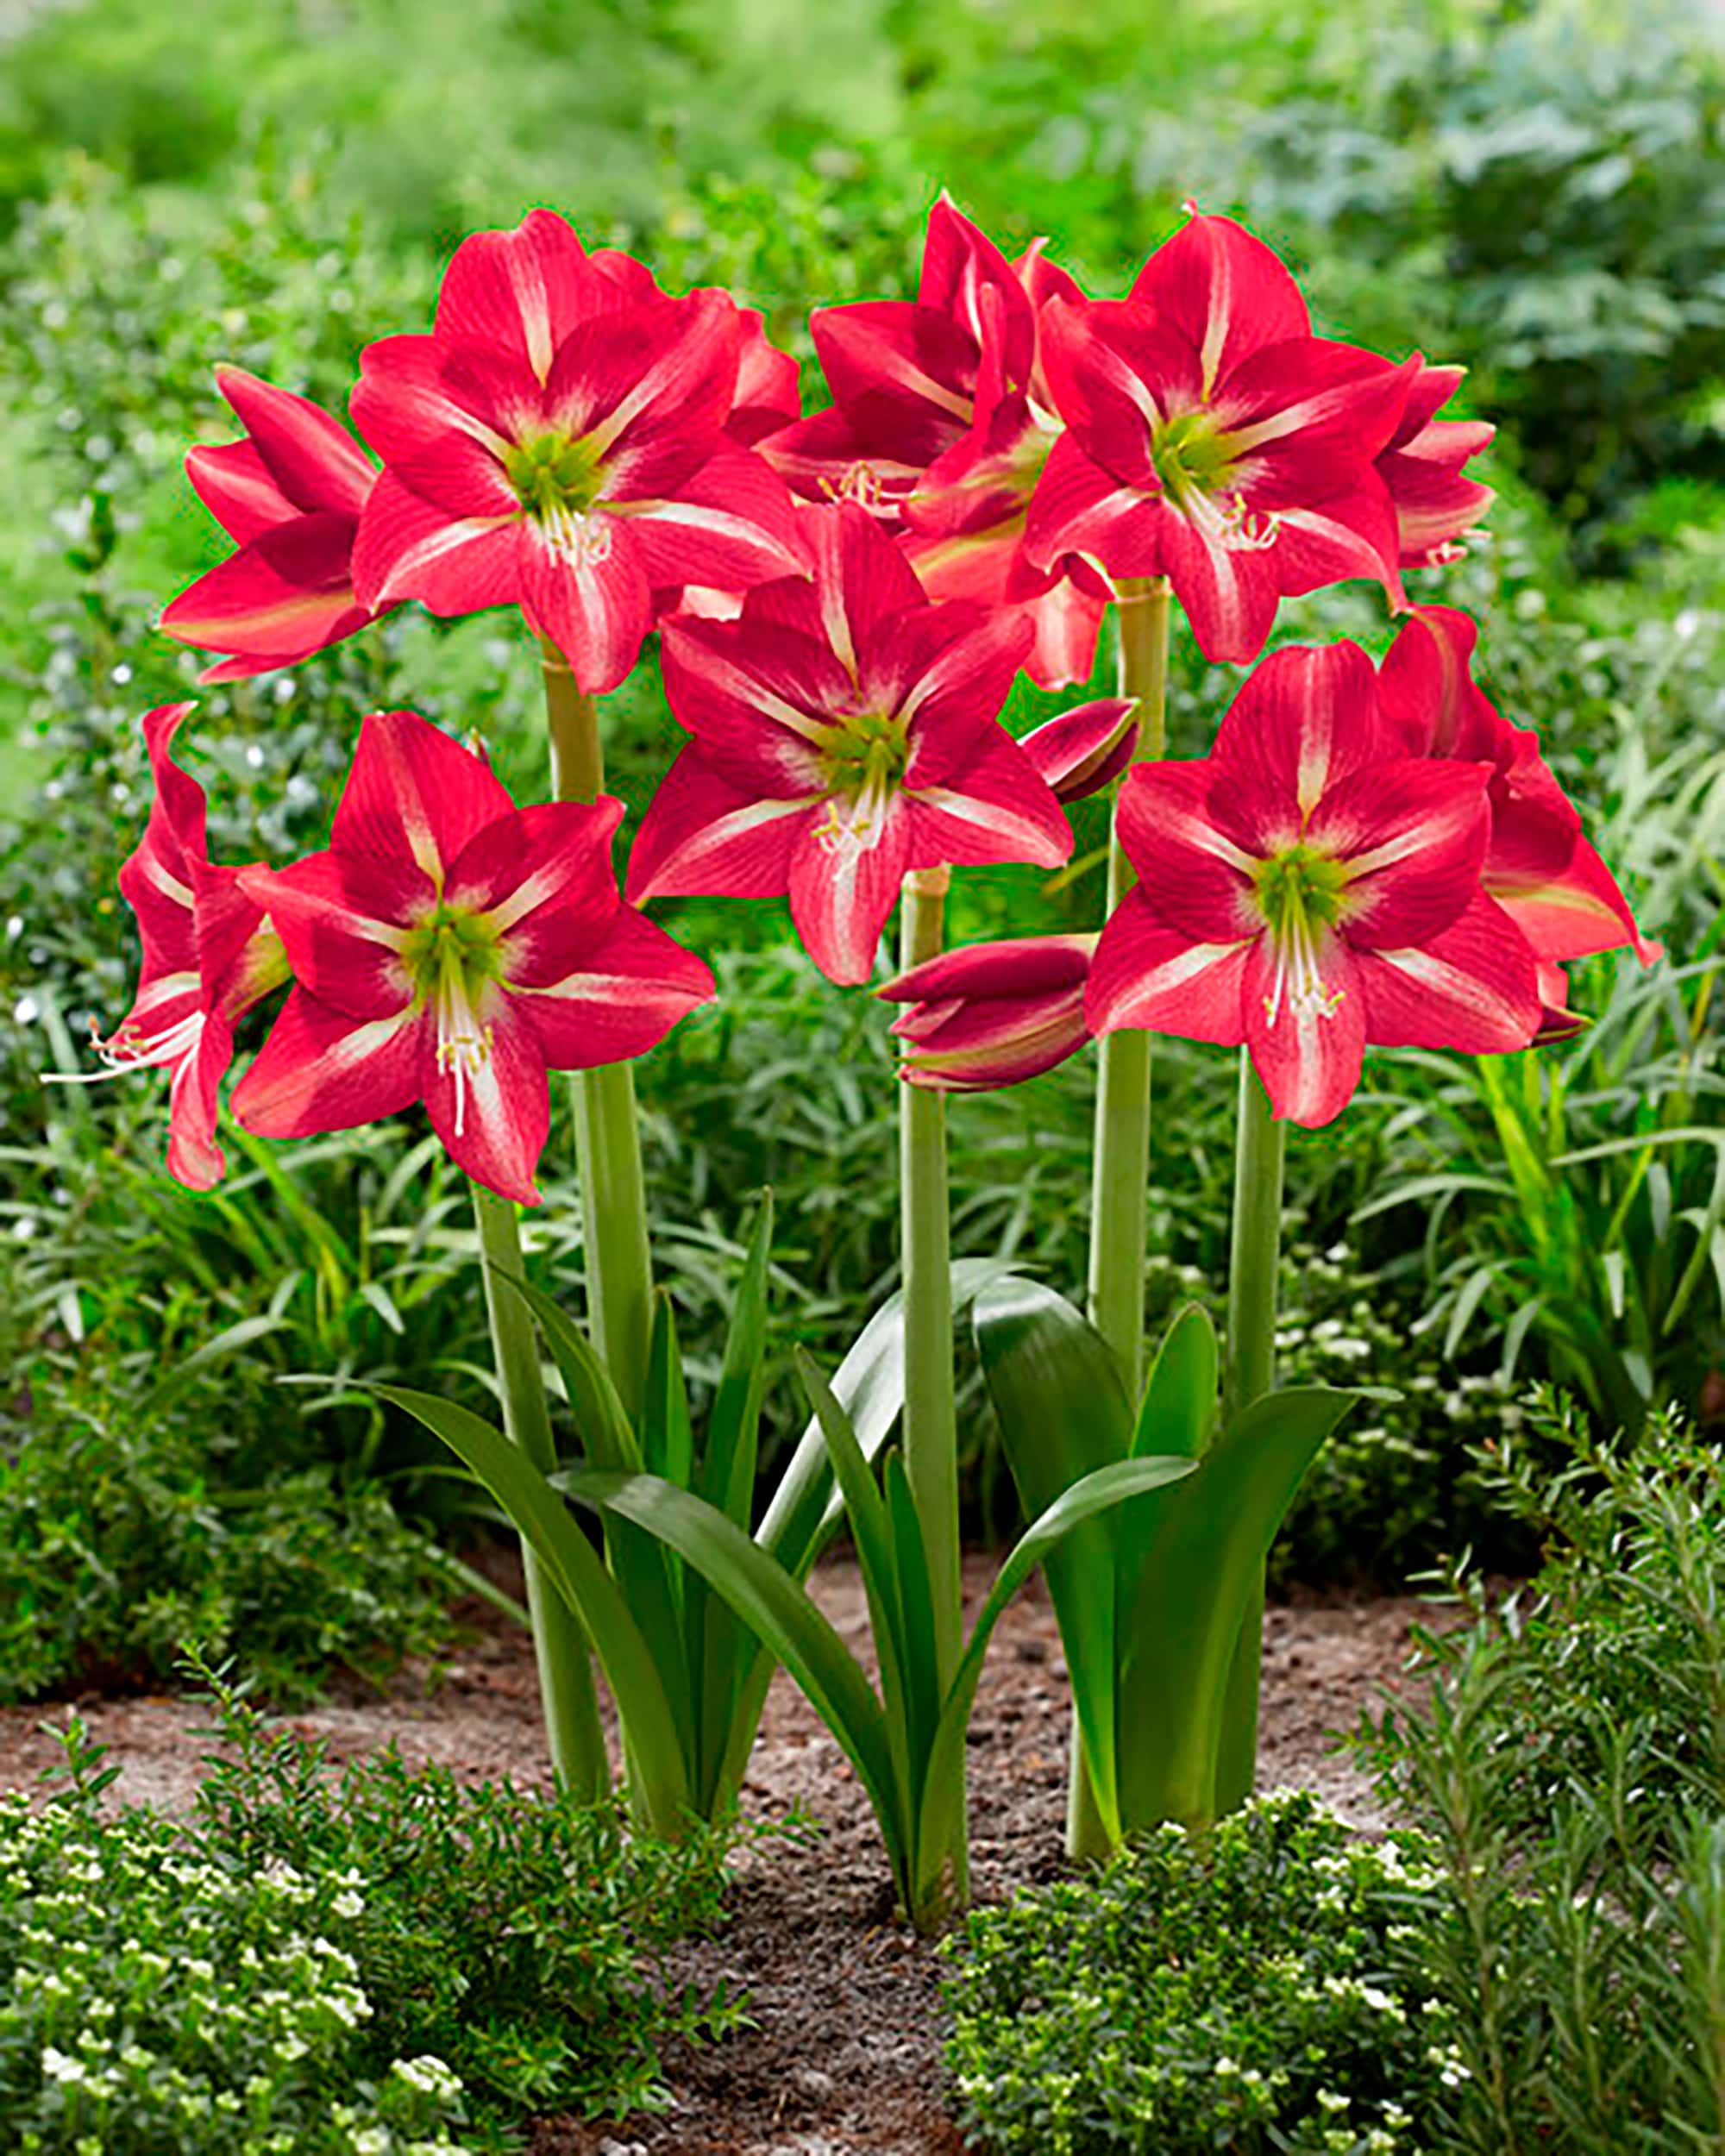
[642,1292,694,1492]
[565,1466,911,1890]
[702,1193,773,1527]
[914,1454,1198,1911]
[377,1386,690,1833]
[973,1276,1132,1850]
[1117,1385,1366,1827]
[513,1279,641,1474]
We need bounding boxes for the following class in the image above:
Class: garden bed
[0,1557,1440,2154]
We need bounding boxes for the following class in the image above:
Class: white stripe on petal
[373,512,520,602]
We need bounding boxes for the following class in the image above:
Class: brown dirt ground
[0,1555,1443,2156]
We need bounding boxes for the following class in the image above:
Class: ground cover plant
[0,1667,743,2151]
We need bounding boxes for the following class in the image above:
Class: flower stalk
[470,1180,608,1798]
[898,860,968,1909]
[541,639,655,1417]
[1214,1052,1288,1812]
[1068,577,1169,1858]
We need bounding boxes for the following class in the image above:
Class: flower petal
[1155,505,1284,666]
[350,471,523,615]
[520,518,655,695]
[161,517,369,667]
[239,850,416,1020]
[1115,761,1262,942]
[1128,210,1310,392]
[1019,697,1138,801]
[786,805,913,986]
[447,797,625,973]
[1086,890,1255,1044]
[1023,430,1163,579]
[1211,642,1398,818]
[1357,891,1542,1052]
[424,1003,550,1206]
[608,442,806,596]
[902,730,1071,871]
[164,1012,235,1192]
[878,599,1034,781]
[213,365,375,517]
[511,906,715,1068]
[433,208,607,385]
[659,611,847,793]
[1312,757,1491,949]
[185,439,297,545]
[626,748,812,902]
[232,988,429,1140]
[1243,929,1366,1128]
[331,709,518,893]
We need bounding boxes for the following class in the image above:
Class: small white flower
[42,2046,87,2085]
[332,1890,366,1920]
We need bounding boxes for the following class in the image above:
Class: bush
[0,1364,455,1707]
[1355,1396,1725,2150]
[0,1675,747,2153]
[941,1789,1458,2156]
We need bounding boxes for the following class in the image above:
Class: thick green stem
[540,640,654,1418]
[471,1181,607,1797]
[899,861,968,1912]
[1070,575,1171,1861]
[1213,1053,1288,1814]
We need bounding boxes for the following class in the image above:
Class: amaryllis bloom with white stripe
[762,195,1110,688]
[1375,362,1495,568]
[626,503,1073,987]
[160,367,384,682]
[1024,209,1425,666]
[1378,605,1659,974]
[1086,642,1545,1127]
[52,705,288,1188]
[880,932,1096,1090]
[230,711,713,1203]
[348,210,806,695]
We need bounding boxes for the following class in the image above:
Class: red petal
[1155,505,1284,665]
[240,850,417,1020]
[161,517,368,665]
[1244,930,1365,1128]
[1377,604,1501,761]
[759,406,925,518]
[1358,891,1541,1052]
[559,289,741,491]
[350,471,523,615]
[1270,477,1405,607]
[512,906,715,1068]
[1128,211,1310,392]
[919,194,1036,395]
[625,747,812,902]
[520,518,656,695]
[1019,697,1138,802]
[611,442,805,597]
[1037,298,1189,486]
[163,1012,235,1192]
[876,601,1032,783]
[659,614,844,795]
[232,987,430,1139]
[425,1005,550,1206]
[433,208,606,385]
[1024,431,1161,579]
[730,309,802,443]
[213,365,375,517]
[1493,832,1662,967]
[1211,642,1396,816]
[333,709,518,892]
[351,334,511,468]
[1313,758,1490,947]
[881,931,1096,1007]
[1221,342,1416,476]
[1086,891,1254,1044]
[448,798,625,982]
[786,807,912,986]
[185,440,296,544]
[902,730,1071,871]
[1115,761,1261,942]
[811,300,976,461]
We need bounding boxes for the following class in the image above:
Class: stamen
[543,505,614,571]
[433,943,495,1139]
[44,1006,206,1086]
[821,461,890,517]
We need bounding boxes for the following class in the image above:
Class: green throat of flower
[1254,845,1350,1028]
[402,905,504,1135]
[814,708,912,858]
[503,432,612,566]
[1150,409,1240,510]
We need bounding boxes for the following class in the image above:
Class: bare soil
[0,1555,1443,2156]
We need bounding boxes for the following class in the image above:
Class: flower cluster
[78,190,1646,1188]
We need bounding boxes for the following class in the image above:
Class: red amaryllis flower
[349,210,806,695]
[1375,362,1495,568]
[880,932,1096,1090]
[626,503,1073,987]
[231,711,713,1203]
[160,367,382,682]
[1377,605,1659,971]
[49,705,288,1188]
[1086,642,1545,1126]
[1024,208,1421,666]
[763,196,1110,688]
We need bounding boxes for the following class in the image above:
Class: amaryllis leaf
[513,1277,642,1474]
[973,1275,1132,1846]
[377,1385,692,1835]
[914,1454,1198,1916]
[884,1448,941,1790]
[701,1191,774,1527]
[565,1466,910,1890]
[1117,1386,1368,1828]
[642,1292,694,1492]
